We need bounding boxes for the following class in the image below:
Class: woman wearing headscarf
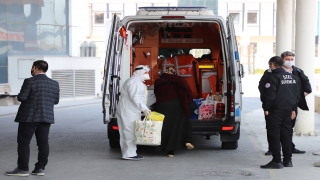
[154,67,194,157]
[116,65,151,160]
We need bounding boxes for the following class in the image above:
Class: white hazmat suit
[116,65,151,159]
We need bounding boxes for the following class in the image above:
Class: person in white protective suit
[116,65,152,160]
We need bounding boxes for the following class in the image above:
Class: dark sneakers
[5,167,29,176]
[265,150,272,156]
[122,155,144,161]
[260,161,284,169]
[292,148,305,154]
[32,168,45,176]
[283,161,293,167]
[266,148,305,155]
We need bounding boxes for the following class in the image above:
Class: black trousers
[266,109,297,151]
[266,110,292,163]
[17,122,51,171]
[291,110,298,150]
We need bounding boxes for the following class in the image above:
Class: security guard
[281,51,312,154]
[258,68,272,155]
[260,56,300,169]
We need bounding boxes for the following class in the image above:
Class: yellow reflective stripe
[199,65,214,68]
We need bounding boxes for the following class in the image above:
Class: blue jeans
[17,122,51,171]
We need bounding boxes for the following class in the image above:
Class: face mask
[142,74,150,80]
[284,60,293,67]
[268,67,272,72]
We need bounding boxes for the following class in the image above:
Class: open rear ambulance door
[102,14,122,124]
[226,15,243,123]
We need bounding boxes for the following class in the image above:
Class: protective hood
[133,65,150,82]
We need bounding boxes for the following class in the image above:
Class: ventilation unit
[52,70,95,97]
[80,42,96,57]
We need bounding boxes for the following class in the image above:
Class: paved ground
[0,75,319,180]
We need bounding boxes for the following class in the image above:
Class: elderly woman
[154,67,194,157]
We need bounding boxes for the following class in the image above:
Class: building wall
[0,0,102,100]
[76,0,178,82]
[0,0,69,83]
[75,0,318,76]
[178,0,219,15]
[226,1,276,74]
[224,0,320,75]
[8,56,101,98]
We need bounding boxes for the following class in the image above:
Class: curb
[0,102,100,118]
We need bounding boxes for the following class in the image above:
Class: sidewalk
[0,97,102,117]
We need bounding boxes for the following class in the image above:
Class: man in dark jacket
[281,51,312,154]
[260,56,300,169]
[258,69,272,155]
[6,60,60,177]
[259,51,311,156]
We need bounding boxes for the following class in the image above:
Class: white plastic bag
[134,117,162,146]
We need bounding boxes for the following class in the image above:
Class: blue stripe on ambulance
[234,51,239,60]
[235,108,240,117]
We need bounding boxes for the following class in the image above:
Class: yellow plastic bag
[147,111,165,121]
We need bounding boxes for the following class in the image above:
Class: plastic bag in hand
[147,111,165,121]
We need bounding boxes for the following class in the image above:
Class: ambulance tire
[221,140,238,149]
[109,139,120,148]
[220,126,240,149]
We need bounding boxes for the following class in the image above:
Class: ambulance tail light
[222,126,234,131]
[112,126,119,131]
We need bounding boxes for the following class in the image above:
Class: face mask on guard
[284,60,293,67]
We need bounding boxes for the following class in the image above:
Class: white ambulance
[102,7,244,149]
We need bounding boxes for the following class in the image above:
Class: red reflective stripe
[222,126,234,131]
[112,126,119,130]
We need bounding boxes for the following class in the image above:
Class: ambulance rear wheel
[109,140,120,148]
[220,125,240,149]
[221,140,238,149]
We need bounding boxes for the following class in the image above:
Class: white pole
[291,0,296,52]
[294,0,317,135]
[276,0,293,55]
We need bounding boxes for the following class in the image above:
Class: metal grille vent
[52,70,95,97]
[75,70,95,96]
[52,70,74,97]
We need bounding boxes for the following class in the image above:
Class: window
[273,43,276,55]
[158,48,211,58]
[247,12,257,24]
[189,49,211,58]
[110,12,122,18]
[94,12,104,24]
[273,10,277,26]
[229,12,240,24]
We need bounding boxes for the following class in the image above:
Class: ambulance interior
[127,21,226,120]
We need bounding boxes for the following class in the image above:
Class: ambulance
[102,7,244,149]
